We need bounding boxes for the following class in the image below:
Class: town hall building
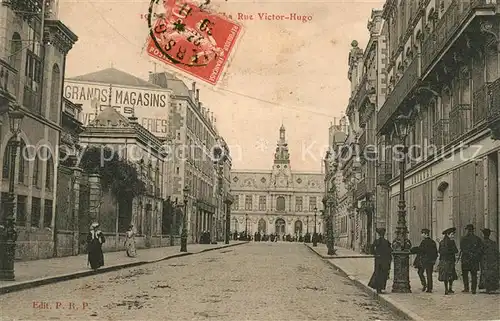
[230,126,324,237]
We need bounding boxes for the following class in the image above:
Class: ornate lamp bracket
[480,20,499,51]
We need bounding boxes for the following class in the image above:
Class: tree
[79,146,146,201]
[322,183,338,255]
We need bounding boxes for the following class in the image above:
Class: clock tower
[271,125,292,188]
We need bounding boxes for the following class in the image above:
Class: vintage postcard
[0,0,500,320]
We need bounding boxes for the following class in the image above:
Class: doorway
[275,218,286,236]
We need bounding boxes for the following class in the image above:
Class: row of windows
[232,195,318,212]
[1,193,53,228]
[185,136,213,178]
[185,170,213,202]
[2,139,54,190]
[338,216,348,234]
[186,107,216,149]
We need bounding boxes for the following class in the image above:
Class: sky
[58,0,385,172]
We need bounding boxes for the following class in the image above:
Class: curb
[198,241,250,253]
[305,244,425,321]
[0,242,248,295]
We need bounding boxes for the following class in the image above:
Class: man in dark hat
[413,228,438,292]
[459,224,483,294]
[479,228,499,293]
[368,228,392,293]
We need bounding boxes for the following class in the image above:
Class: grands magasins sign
[64,80,171,137]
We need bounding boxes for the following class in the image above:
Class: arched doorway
[258,218,266,233]
[275,218,286,235]
[294,220,303,235]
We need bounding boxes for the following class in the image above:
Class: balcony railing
[377,54,421,133]
[377,162,392,186]
[23,86,41,113]
[473,83,490,125]
[421,0,495,73]
[432,119,450,149]
[0,59,19,104]
[449,104,471,138]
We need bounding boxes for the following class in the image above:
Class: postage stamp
[146,0,242,86]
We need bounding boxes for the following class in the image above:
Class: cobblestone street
[0,243,398,320]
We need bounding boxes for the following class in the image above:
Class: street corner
[145,0,243,86]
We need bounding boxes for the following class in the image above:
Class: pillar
[88,174,101,222]
[71,166,83,255]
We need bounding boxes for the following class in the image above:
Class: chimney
[210,112,214,123]
[192,82,196,92]
[199,101,203,110]
[196,89,200,101]
[207,108,210,119]
[202,107,206,116]
[214,116,217,124]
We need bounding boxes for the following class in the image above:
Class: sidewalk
[0,241,248,295]
[306,244,500,321]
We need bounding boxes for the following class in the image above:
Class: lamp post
[327,197,336,255]
[313,207,318,247]
[0,104,24,281]
[306,216,309,234]
[245,213,248,237]
[180,185,190,252]
[391,113,413,293]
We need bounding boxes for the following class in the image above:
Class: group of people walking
[86,223,137,271]
[369,224,499,295]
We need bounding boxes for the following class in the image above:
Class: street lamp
[245,213,248,237]
[0,104,24,281]
[327,197,336,255]
[306,216,309,234]
[391,113,413,293]
[180,185,190,252]
[313,206,318,247]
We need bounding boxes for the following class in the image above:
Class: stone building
[231,126,324,238]
[338,10,387,253]
[78,107,168,251]
[376,0,500,248]
[0,0,77,260]
[324,120,349,248]
[149,72,229,243]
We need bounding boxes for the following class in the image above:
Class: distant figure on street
[438,227,458,295]
[87,222,105,270]
[411,228,438,293]
[459,224,483,294]
[125,225,136,257]
[479,228,499,293]
[368,228,392,294]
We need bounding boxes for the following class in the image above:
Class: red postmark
[146,0,242,85]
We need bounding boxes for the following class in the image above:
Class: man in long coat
[479,228,499,293]
[368,228,392,293]
[412,228,438,292]
[459,224,483,294]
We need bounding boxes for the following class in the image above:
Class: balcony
[473,83,490,125]
[377,54,421,133]
[449,104,471,138]
[377,162,392,186]
[355,177,367,199]
[421,0,496,74]
[432,119,450,149]
[23,86,41,114]
[0,59,19,107]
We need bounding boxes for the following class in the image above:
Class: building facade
[231,126,324,238]
[78,107,167,250]
[376,0,500,248]
[149,72,228,243]
[0,0,77,260]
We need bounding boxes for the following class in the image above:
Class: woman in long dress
[438,227,458,295]
[87,222,105,270]
[479,228,499,293]
[368,228,392,293]
[125,225,137,258]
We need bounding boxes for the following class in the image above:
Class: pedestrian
[478,228,499,294]
[124,225,136,258]
[87,222,105,270]
[459,224,483,294]
[412,228,438,293]
[438,227,458,295]
[368,228,392,294]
